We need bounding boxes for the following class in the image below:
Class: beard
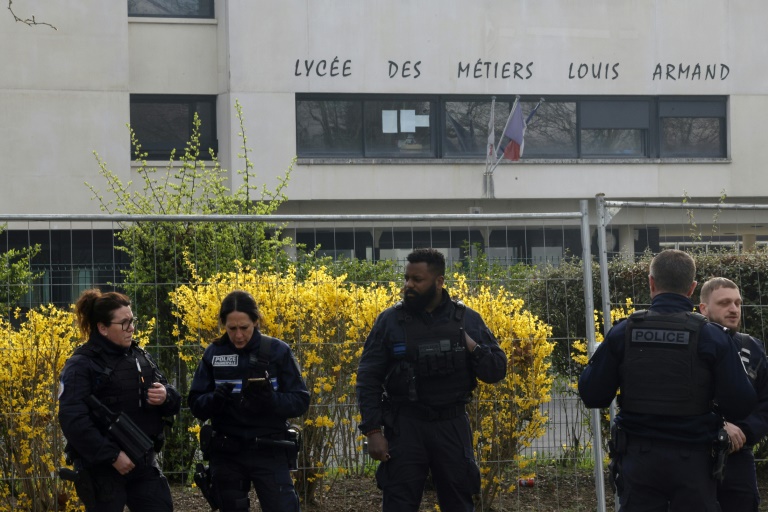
[403,282,438,311]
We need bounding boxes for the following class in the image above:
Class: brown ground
[170,465,768,511]
[170,465,612,512]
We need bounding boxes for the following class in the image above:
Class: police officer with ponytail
[188,290,309,512]
[579,250,757,511]
[356,248,507,512]
[58,289,181,511]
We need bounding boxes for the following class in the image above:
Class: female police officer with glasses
[58,289,181,511]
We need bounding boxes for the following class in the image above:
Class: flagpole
[484,96,496,199]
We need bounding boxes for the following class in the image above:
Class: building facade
[2,0,767,291]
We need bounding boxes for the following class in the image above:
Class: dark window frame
[128,0,215,19]
[296,93,728,161]
[129,94,218,161]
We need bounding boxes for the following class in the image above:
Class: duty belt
[211,431,294,451]
[397,403,466,422]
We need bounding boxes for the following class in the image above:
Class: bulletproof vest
[76,341,164,438]
[734,332,764,386]
[619,310,712,416]
[385,300,474,407]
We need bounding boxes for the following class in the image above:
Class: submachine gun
[58,395,154,507]
[85,394,154,464]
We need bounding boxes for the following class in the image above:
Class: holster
[59,464,97,510]
[712,427,731,482]
[285,425,301,471]
[199,424,214,460]
[193,462,219,511]
[608,423,626,494]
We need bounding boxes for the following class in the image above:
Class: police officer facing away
[699,277,768,512]
[58,289,181,511]
[356,248,507,512]
[188,290,310,512]
[578,250,757,511]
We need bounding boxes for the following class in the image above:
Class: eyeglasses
[111,316,138,331]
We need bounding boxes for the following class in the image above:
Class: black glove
[210,382,234,413]
[241,374,274,413]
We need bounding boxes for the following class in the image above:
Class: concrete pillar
[742,233,757,252]
[618,225,635,260]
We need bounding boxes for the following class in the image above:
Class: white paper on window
[400,110,416,132]
[382,110,398,133]
[415,115,430,127]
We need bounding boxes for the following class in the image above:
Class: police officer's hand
[367,431,390,461]
[146,382,167,405]
[241,377,274,413]
[211,382,235,412]
[724,421,746,453]
[112,451,135,475]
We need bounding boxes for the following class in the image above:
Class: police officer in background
[59,289,181,511]
[699,277,768,512]
[188,290,310,512]
[356,248,507,512]
[578,250,757,511]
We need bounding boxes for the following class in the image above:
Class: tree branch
[8,0,56,30]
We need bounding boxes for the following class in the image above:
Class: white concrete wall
[1,0,766,214]
[0,2,129,214]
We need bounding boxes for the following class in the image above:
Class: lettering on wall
[457,60,534,79]
[292,58,731,83]
[294,58,352,77]
[388,60,421,78]
[652,64,730,80]
[568,63,620,80]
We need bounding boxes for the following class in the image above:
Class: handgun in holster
[194,462,219,511]
[607,423,627,494]
[58,463,97,510]
[712,427,731,482]
[86,394,154,465]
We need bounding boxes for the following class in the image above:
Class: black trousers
[376,410,480,512]
[210,445,299,512]
[717,448,760,512]
[619,436,719,512]
[85,454,172,512]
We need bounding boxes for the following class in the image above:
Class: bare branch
[8,0,56,30]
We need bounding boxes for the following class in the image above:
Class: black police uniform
[718,331,768,512]
[58,332,181,512]
[579,293,757,512]
[188,330,310,512]
[356,289,507,512]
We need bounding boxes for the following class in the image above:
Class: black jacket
[579,293,757,443]
[356,289,507,434]
[188,330,310,438]
[58,334,181,467]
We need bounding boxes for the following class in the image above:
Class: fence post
[581,199,607,512]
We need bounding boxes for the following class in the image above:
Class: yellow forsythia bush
[450,273,555,508]
[0,305,156,512]
[171,263,556,507]
[0,306,80,511]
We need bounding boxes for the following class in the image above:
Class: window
[130,95,217,160]
[363,99,434,158]
[128,0,214,18]
[443,100,506,158]
[296,94,727,161]
[297,96,435,158]
[580,100,649,157]
[296,100,362,156]
[659,99,726,158]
